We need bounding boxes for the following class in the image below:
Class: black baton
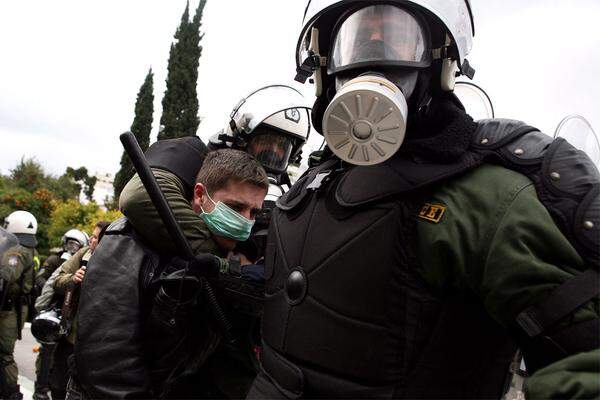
[119,131,234,343]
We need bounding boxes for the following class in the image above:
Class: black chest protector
[253,119,600,399]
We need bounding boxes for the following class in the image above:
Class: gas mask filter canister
[323,74,408,166]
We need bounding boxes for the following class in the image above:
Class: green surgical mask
[200,191,254,241]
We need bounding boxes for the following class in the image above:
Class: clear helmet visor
[554,115,600,168]
[247,131,294,173]
[297,0,474,70]
[65,239,82,255]
[330,5,432,73]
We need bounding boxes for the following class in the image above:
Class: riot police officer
[35,229,89,294]
[0,211,38,400]
[33,228,89,400]
[209,84,312,264]
[248,1,600,399]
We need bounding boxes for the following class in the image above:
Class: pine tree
[113,69,154,199]
[158,0,207,140]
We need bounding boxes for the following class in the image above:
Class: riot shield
[554,115,600,169]
[454,81,495,121]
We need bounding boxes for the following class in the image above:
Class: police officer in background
[249,1,600,399]
[48,221,110,400]
[33,228,89,400]
[35,229,89,294]
[0,211,38,400]
[209,84,312,264]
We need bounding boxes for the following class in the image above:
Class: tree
[158,0,207,140]
[0,187,55,253]
[0,158,97,255]
[113,68,154,199]
[8,158,80,201]
[47,199,122,248]
[66,166,97,202]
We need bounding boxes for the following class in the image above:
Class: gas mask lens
[247,132,294,173]
[330,5,431,73]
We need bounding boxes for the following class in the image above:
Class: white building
[79,171,114,209]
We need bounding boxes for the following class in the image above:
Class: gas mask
[324,71,420,165]
[321,5,433,166]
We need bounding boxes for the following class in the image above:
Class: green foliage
[158,0,207,140]
[5,158,81,202]
[0,187,55,253]
[0,158,101,255]
[114,68,154,199]
[47,199,122,248]
[9,158,46,189]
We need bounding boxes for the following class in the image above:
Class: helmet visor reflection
[247,132,294,173]
[65,239,82,254]
[330,5,431,73]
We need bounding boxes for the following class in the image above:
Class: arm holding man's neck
[119,168,226,258]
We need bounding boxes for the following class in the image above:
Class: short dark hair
[95,221,111,243]
[95,221,111,231]
[196,149,269,193]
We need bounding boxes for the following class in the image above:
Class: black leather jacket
[74,218,218,399]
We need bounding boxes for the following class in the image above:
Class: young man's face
[192,180,266,251]
[89,226,102,253]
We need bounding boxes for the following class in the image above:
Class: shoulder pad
[472,119,531,146]
[542,138,600,265]
[473,119,554,162]
[472,119,543,150]
[472,118,600,266]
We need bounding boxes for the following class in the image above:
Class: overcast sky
[1,0,599,177]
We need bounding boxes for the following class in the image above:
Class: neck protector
[402,94,477,163]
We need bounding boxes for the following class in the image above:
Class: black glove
[158,254,220,299]
[186,253,221,280]
[165,253,220,279]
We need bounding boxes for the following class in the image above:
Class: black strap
[295,52,321,83]
[521,318,600,374]
[516,268,600,337]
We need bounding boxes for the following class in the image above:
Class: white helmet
[62,229,89,254]
[216,85,312,174]
[3,210,38,247]
[293,0,476,165]
[296,0,475,84]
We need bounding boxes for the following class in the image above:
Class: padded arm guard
[472,119,600,373]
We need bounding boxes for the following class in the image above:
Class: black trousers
[34,343,56,393]
[50,340,73,400]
